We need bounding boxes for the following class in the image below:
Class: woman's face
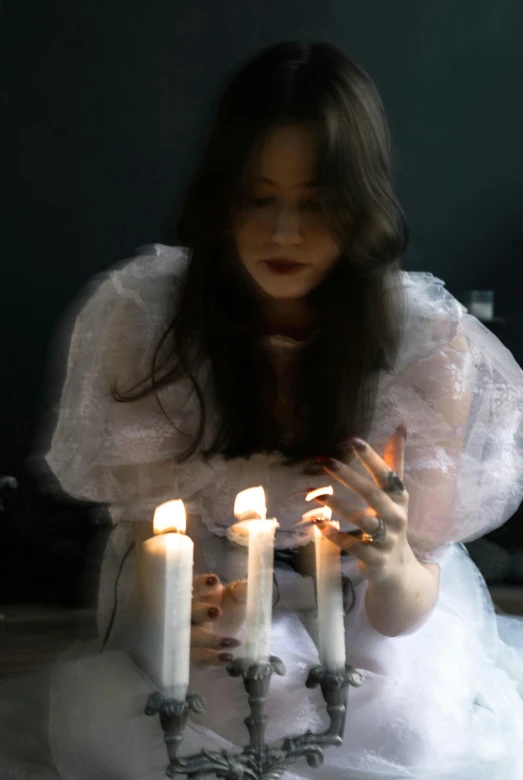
[233,123,340,301]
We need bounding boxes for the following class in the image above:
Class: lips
[265,258,303,266]
[264,260,306,275]
[263,257,307,274]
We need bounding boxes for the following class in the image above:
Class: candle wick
[294,517,320,528]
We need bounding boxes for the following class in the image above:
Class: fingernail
[313,494,331,503]
[206,575,218,588]
[316,455,340,471]
[218,652,233,663]
[219,637,241,649]
[347,437,366,452]
[208,607,220,620]
[396,423,407,440]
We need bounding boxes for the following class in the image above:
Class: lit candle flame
[305,486,334,503]
[153,500,187,535]
[234,486,267,522]
[300,505,333,524]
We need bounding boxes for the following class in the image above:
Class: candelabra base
[145,658,363,780]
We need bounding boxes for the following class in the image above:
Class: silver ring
[369,516,387,545]
[384,470,405,495]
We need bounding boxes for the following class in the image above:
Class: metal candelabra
[145,656,363,780]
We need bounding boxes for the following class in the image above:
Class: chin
[256,279,313,300]
[248,268,319,300]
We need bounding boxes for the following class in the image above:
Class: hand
[191,574,247,666]
[313,424,415,583]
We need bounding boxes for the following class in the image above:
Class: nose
[272,203,302,245]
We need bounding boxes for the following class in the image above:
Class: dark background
[1,0,523,606]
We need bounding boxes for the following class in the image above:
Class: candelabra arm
[146,660,364,779]
[145,691,205,766]
[307,664,363,739]
[279,664,363,763]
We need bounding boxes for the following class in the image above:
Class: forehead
[250,123,318,187]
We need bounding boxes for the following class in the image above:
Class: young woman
[9,40,523,780]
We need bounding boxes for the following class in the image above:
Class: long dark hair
[114,41,408,462]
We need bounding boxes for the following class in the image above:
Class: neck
[259,296,315,340]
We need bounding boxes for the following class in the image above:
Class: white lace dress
[9,244,523,780]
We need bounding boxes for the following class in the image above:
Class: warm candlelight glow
[234,486,267,521]
[153,499,187,535]
[305,485,334,503]
[302,505,333,524]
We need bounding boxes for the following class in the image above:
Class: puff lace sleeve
[45,245,227,523]
[371,272,523,561]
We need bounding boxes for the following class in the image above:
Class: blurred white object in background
[465,290,495,321]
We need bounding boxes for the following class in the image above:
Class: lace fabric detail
[43,244,523,558]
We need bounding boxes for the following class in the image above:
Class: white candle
[305,487,346,671]
[232,487,278,663]
[142,500,194,700]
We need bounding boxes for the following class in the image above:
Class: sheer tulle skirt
[36,543,523,780]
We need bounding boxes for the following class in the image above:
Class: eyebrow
[255,176,318,187]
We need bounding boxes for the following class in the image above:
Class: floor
[1,587,523,680]
[0,604,97,679]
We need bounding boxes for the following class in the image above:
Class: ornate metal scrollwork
[146,658,363,780]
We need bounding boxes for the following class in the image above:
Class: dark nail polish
[315,455,340,471]
[206,575,218,587]
[347,437,366,452]
[218,652,233,663]
[208,607,220,620]
[396,423,407,439]
[219,637,241,649]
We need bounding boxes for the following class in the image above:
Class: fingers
[346,430,406,491]
[318,427,406,494]
[316,460,404,526]
[192,574,224,607]
[312,494,373,527]
[314,512,383,548]
[192,574,246,609]
[314,521,363,551]
[225,580,248,605]
[191,601,223,625]
[383,425,406,480]
[216,580,248,637]
[190,575,247,665]
[191,648,236,667]
[316,429,407,526]
[191,624,242,650]
[314,520,392,575]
